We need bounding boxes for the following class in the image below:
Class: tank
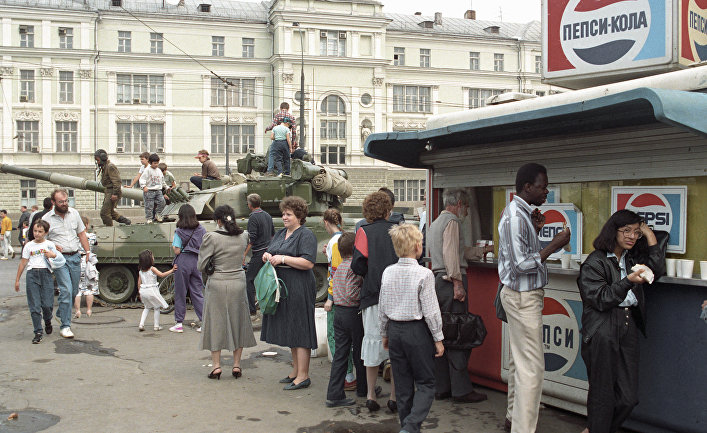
[0,156,356,304]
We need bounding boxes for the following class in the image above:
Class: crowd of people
[10,161,673,433]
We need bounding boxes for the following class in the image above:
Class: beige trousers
[501,286,545,433]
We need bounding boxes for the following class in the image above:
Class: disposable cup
[665,259,677,277]
[700,261,707,281]
[560,254,571,269]
[679,259,694,279]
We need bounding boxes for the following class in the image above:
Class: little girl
[137,249,176,331]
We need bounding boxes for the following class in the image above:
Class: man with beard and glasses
[43,188,91,339]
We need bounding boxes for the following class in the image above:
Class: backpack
[255,261,288,315]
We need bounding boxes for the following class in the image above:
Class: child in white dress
[138,249,177,331]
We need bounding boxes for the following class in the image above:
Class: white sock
[139,308,149,327]
[153,309,160,327]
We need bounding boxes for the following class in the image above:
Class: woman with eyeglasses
[577,209,665,433]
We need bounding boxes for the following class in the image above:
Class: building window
[59,27,73,49]
[17,121,39,152]
[320,120,346,140]
[393,47,405,66]
[56,121,77,152]
[19,25,34,48]
[319,31,346,57]
[20,180,37,207]
[117,74,164,104]
[210,124,255,155]
[320,146,346,165]
[419,49,430,68]
[393,85,431,113]
[494,53,504,72]
[535,55,542,74]
[150,33,163,54]
[320,95,345,115]
[242,37,254,58]
[469,51,480,70]
[67,189,75,207]
[116,122,164,153]
[535,90,545,97]
[118,31,131,52]
[468,88,505,109]
[210,78,255,107]
[212,36,224,56]
[59,71,74,103]
[119,180,135,208]
[20,70,35,103]
[393,179,426,202]
[360,93,372,106]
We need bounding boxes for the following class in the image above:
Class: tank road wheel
[159,274,175,315]
[313,264,329,302]
[98,265,136,304]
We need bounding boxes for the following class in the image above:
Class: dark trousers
[100,194,122,226]
[173,252,204,323]
[434,274,474,397]
[581,307,640,433]
[245,250,265,314]
[389,320,436,433]
[26,268,54,334]
[326,305,367,400]
[189,176,217,191]
[269,140,291,175]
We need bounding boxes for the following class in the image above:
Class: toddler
[137,249,176,331]
[74,216,98,318]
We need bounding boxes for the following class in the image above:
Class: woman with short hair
[260,196,318,390]
[198,205,256,380]
[578,209,665,433]
[170,204,205,333]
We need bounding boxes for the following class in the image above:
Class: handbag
[254,261,287,315]
[495,282,508,322]
[441,311,487,351]
[203,256,215,276]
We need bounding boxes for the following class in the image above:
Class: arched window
[319,95,346,165]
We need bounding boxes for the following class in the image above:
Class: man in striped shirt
[497,163,570,433]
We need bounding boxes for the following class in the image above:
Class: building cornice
[386,31,541,46]
[269,10,391,29]
[271,54,388,67]
[384,65,541,79]
[98,52,272,67]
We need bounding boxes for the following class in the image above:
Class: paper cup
[679,259,694,279]
[665,259,677,277]
[560,254,571,269]
[700,261,707,281]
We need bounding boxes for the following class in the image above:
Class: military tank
[0,155,356,304]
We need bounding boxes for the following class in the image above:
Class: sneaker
[138,325,145,332]
[45,322,53,335]
[0,257,7,260]
[169,324,183,333]
[154,326,163,331]
[60,327,74,339]
[146,219,153,224]
[32,333,42,344]
[155,215,163,223]
[195,327,202,333]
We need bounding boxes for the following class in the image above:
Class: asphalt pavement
[0,258,598,433]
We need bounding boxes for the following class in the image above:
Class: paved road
[0,259,603,433]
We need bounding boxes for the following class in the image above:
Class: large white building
[0,0,560,212]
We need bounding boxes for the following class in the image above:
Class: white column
[165,73,173,107]
[284,27,292,55]
[2,18,11,46]
[165,113,172,160]
[81,22,90,50]
[1,66,12,154]
[42,20,50,49]
[432,86,439,116]
[80,70,91,152]
[350,87,360,154]
[41,66,52,155]
[308,82,316,157]
[374,33,382,59]
[308,29,317,56]
[352,32,360,58]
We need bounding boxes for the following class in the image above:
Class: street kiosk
[364,67,707,433]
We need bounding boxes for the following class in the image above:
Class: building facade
[0,0,559,213]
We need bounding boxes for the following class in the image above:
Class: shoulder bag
[441,311,487,351]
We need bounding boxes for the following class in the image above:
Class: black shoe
[365,399,380,412]
[283,378,311,390]
[232,367,242,379]
[357,385,382,398]
[278,375,296,384]
[45,322,53,335]
[32,333,42,344]
[325,398,356,408]
[387,399,397,413]
[117,216,131,225]
[452,391,488,403]
[435,392,451,400]
[207,368,221,380]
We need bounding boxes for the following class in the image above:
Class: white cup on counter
[679,259,694,279]
[665,259,677,277]
[700,261,707,281]
[560,254,571,269]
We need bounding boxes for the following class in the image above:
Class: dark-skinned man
[95,149,131,226]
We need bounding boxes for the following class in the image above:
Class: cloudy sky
[379,0,542,23]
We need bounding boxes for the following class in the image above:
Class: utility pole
[224,82,230,175]
[293,22,306,154]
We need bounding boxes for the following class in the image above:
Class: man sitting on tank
[190,149,221,190]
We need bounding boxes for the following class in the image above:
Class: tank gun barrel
[0,163,144,202]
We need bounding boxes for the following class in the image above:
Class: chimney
[464,10,476,20]
[414,11,422,16]
[434,12,442,25]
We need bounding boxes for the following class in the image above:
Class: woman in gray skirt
[198,205,256,380]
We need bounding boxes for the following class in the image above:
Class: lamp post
[224,82,230,175]
[293,22,306,154]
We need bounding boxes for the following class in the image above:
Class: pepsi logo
[560,0,651,67]
[542,297,579,373]
[624,193,673,233]
[688,0,707,61]
[538,209,569,242]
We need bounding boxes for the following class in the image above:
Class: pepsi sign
[538,204,584,260]
[612,186,687,253]
[542,296,586,380]
[680,0,707,63]
[544,0,674,83]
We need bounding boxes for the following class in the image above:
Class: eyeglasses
[617,228,643,239]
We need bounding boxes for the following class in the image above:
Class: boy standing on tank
[267,117,293,176]
[139,154,166,223]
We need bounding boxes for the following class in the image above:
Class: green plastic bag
[255,261,288,315]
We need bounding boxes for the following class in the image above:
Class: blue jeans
[26,268,54,334]
[144,190,165,220]
[54,253,82,329]
[268,140,291,175]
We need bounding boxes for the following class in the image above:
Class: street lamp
[224,82,230,175]
[292,22,306,155]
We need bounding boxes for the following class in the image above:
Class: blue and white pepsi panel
[538,204,583,260]
[611,186,687,253]
[543,0,678,88]
[505,186,560,207]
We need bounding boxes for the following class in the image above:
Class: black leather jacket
[577,233,667,343]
